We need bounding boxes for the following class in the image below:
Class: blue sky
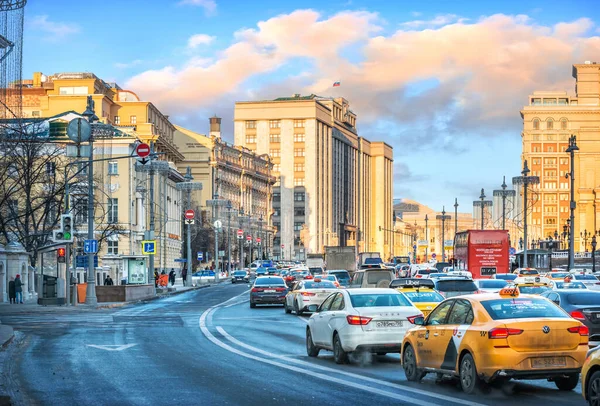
[22,0,600,211]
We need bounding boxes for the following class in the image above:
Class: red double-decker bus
[453,230,510,278]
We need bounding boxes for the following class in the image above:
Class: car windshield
[366,271,392,284]
[549,273,570,279]
[517,285,551,294]
[495,274,517,281]
[555,282,586,289]
[350,293,412,307]
[304,281,336,289]
[267,268,278,272]
[519,270,539,275]
[478,280,508,288]
[233,271,246,276]
[435,280,478,292]
[364,258,382,264]
[574,274,598,281]
[403,291,444,302]
[564,292,600,305]
[330,271,350,280]
[417,269,437,275]
[325,276,337,281]
[482,298,568,320]
[254,277,285,286]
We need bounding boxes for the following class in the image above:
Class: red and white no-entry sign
[237,229,243,236]
[184,210,195,220]
[246,235,252,241]
[281,244,285,249]
[136,143,150,158]
[256,237,261,243]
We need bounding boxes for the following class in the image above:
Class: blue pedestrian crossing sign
[84,239,98,254]
[142,240,156,255]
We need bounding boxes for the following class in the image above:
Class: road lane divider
[216,326,486,406]
[199,308,441,406]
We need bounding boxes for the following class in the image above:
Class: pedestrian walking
[8,277,16,304]
[182,266,187,286]
[154,270,159,287]
[104,275,114,286]
[14,274,23,304]
[169,269,176,286]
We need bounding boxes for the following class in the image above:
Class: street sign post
[142,240,156,255]
[246,235,252,241]
[135,143,151,165]
[184,219,195,225]
[197,252,204,261]
[185,210,195,220]
[256,237,261,244]
[84,239,98,254]
[237,229,243,239]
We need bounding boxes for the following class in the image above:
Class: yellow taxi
[545,271,572,281]
[390,278,444,317]
[512,276,553,295]
[513,268,540,277]
[401,287,588,394]
[582,346,600,405]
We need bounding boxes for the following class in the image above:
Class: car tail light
[251,288,264,292]
[570,310,586,321]
[415,275,422,279]
[488,327,523,339]
[301,292,316,296]
[407,314,424,324]
[568,325,589,336]
[346,315,372,325]
[275,287,287,292]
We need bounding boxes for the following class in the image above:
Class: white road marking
[296,316,308,324]
[199,308,441,406]
[216,326,486,406]
[86,344,137,351]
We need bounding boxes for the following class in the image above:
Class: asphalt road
[0,283,591,406]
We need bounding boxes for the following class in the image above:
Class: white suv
[305,288,422,363]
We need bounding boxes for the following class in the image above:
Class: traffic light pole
[85,133,97,305]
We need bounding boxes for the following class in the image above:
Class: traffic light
[57,247,66,263]
[53,213,74,242]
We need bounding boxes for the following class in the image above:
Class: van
[349,269,395,289]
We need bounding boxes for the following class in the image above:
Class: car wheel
[459,353,479,394]
[403,345,423,382]
[587,371,600,405]
[250,302,256,308]
[306,328,320,357]
[284,301,291,314]
[333,334,348,364]
[555,374,579,391]
[293,300,300,315]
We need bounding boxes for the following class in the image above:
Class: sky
[21,0,600,212]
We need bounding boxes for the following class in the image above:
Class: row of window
[531,146,568,153]
[531,158,569,165]
[532,118,568,130]
[270,148,305,157]
[114,115,137,125]
[245,120,306,129]
[531,98,569,106]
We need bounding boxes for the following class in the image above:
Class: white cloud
[114,59,144,69]
[187,34,216,48]
[28,15,79,39]
[178,0,217,16]
[399,14,466,29]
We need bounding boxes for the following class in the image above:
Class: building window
[560,158,569,165]
[273,192,281,202]
[294,207,305,216]
[546,118,554,130]
[532,98,541,105]
[270,149,280,157]
[45,162,56,177]
[294,192,305,202]
[273,222,281,229]
[114,116,120,124]
[294,163,305,172]
[269,120,281,129]
[108,198,118,224]
[107,239,118,255]
[294,222,303,231]
[246,135,257,144]
[130,115,137,124]
[294,178,305,186]
[76,162,88,177]
[561,118,568,130]
[533,118,540,130]
[532,146,540,152]
[294,133,305,142]
[246,120,256,129]
[293,119,305,128]
[270,134,281,143]
[273,164,280,172]
[59,86,88,95]
[108,162,118,175]
[273,209,280,217]
[547,146,554,152]
[294,148,305,157]
[32,111,41,117]
[74,197,88,224]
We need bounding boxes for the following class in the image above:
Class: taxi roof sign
[499,287,520,297]
[514,276,552,286]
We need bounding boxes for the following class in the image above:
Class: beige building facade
[520,62,600,251]
[234,94,394,259]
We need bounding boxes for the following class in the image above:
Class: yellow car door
[419,300,454,368]
[436,299,474,371]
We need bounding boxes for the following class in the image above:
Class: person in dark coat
[181,266,187,286]
[8,277,16,304]
[104,275,114,286]
[154,270,159,287]
[168,269,176,286]
[14,274,23,304]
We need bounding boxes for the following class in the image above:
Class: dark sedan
[231,270,249,284]
[250,276,289,308]
[541,289,600,347]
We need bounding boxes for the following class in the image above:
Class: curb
[96,284,211,309]
[0,325,14,349]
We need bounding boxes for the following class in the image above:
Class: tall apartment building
[520,62,600,251]
[234,94,394,259]
[15,72,186,278]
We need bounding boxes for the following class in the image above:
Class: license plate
[264,289,276,293]
[531,357,566,368]
[594,313,600,319]
[376,321,403,328]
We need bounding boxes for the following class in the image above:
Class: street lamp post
[581,229,591,252]
[425,214,429,261]
[494,176,516,231]
[566,135,579,271]
[453,198,458,262]
[436,207,451,262]
[592,235,597,273]
[226,200,232,275]
[513,160,540,268]
[472,190,492,231]
[176,167,203,286]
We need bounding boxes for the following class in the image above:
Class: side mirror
[413,316,425,325]
[307,304,319,313]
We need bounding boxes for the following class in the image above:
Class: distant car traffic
[306,288,422,363]
[474,279,508,293]
[231,270,249,284]
[250,276,289,308]
[569,273,600,291]
[431,277,479,298]
[390,278,443,317]
[285,279,339,315]
[512,276,553,295]
[582,346,600,405]
[322,274,340,287]
[491,273,517,281]
[327,270,351,287]
[349,269,394,288]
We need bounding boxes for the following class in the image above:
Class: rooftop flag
[333,81,341,87]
